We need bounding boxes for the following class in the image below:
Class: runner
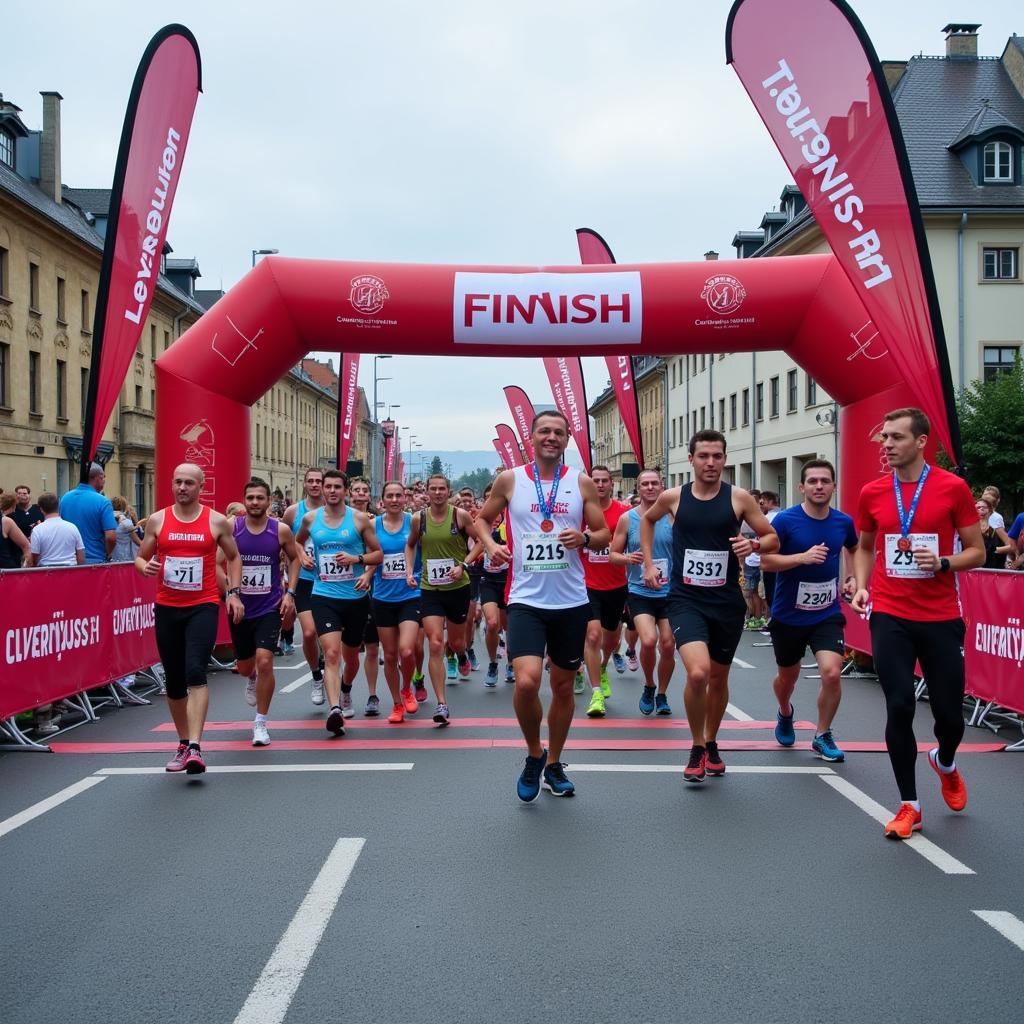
[582,465,631,717]
[404,474,474,725]
[758,460,857,762]
[610,469,675,716]
[228,477,304,746]
[296,469,383,736]
[349,476,384,715]
[283,468,327,705]
[851,408,984,839]
[642,430,778,783]
[459,488,483,673]
[478,482,513,687]
[135,463,244,775]
[475,410,610,801]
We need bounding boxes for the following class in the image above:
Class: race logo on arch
[179,418,216,503]
[350,274,390,316]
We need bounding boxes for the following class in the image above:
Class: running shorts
[228,608,283,662]
[310,595,370,647]
[507,602,589,671]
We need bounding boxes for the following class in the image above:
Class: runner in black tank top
[641,430,778,784]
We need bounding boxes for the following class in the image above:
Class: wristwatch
[939,557,951,573]
[286,588,297,597]
[357,554,364,566]
[750,538,761,552]
[226,586,241,597]
[582,531,592,549]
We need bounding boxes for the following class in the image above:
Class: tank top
[483,518,508,580]
[982,526,1004,569]
[669,483,745,608]
[156,504,220,608]
[309,505,365,600]
[374,512,419,602]
[506,464,587,609]
[583,500,630,591]
[626,507,672,598]
[419,505,470,591]
[0,517,21,569]
[294,498,320,582]
[234,516,283,618]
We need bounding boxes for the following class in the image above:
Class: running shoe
[281,641,296,656]
[928,748,967,811]
[655,694,672,716]
[165,742,189,773]
[612,652,626,675]
[326,706,345,736]
[244,671,257,707]
[684,745,707,784]
[542,762,576,797]
[705,740,726,776]
[625,648,639,672]
[573,671,585,694]
[184,746,206,775]
[364,695,381,717]
[457,652,471,679]
[505,664,515,684]
[433,703,450,727]
[498,633,506,651]
[485,662,499,687]
[387,704,404,724]
[517,748,547,802]
[401,687,419,715]
[414,675,428,703]
[341,693,355,719]
[468,648,479,672]
[812,730,845,763]
[639,685,656,716]
[884,803,922,840]
[252,721,271,746]
[599,667,612,698]
[586,689,606,718]
[446,655,457,681]
[775,704,796,747]
[311,677,326,706]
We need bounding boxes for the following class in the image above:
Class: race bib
[884,533,939,579]
[163,555,202,591]
[650,558,669,587]
[318,552,355,583]
[796,579,836,611]
[426,558,456,586]
[682,548,727,587]
[588,547,610,565]
[241,564,272,595]
[521,532,569,573]
[382,554,406,580]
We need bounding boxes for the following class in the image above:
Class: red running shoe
[184,746,206,775]
[928,749,967,812]
[705,741,726,777]
[401,687,419,715]
[165,742,189,773]
[884,803,922,840]
[683,745,707,784]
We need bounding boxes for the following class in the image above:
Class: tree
[452,466,499,495]
[428,455,444,477]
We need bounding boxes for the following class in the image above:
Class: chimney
[943,23,980,59]
[704,250,719,261]
[39,91,63,203]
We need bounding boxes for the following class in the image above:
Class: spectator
[1007,508,1024,570]
[30,493,85,567]
[59,463,116,564]
[982,486,1005,532]
[110,497,141,563]
[0,494,32,568]
[10,484,45,537]
[976,495,1014,569]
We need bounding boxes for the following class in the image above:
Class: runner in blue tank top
[610,469,676,717]
[295,470,382,737]
[641,430,778,784]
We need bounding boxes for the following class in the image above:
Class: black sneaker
[683,744,707,784]
[705,740,726,776]
[517,749,547,802]
[326,706,345,736]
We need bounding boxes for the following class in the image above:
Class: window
[671,418,676,447]
[769,376,779,418]
[742,388,750,426]
[29,261,40,312]
[730,393,737,430]
[983,141,1013,182]
[150,324,157,359]
[718,398,725,430]
[28,351,41,414]
[0,342,9,407]
[135,384,143,408]
[787,369,798,412]
[700,354,706,372]
[700,406,706,430]
[691,411,697,436]
[982,247,1019,281]
[81,289,91,332]
[150,388,155,410]
[0,128,13,168]
[756,382,764,421]
[164,330,170,351]
[806,376,818,407]
[56,276,66,323]
[56,359,67,419]
[983,345,1019,381]
[80,368,89,423]
[0,246,8,296]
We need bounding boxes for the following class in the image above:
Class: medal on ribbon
[893,464,930,549]
[533,461,561,533]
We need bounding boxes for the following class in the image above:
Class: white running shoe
[252,721,271,746]
[341,693,355,719]
[311,677,325,706]
[245,672,257,707]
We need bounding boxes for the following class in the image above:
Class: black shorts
[310,595,370,647]
[768,614,845,668]
[228,608,282,661]
[294,576,315,615]
[468,571,482,603]
[668,599,746,665]
[372,596,421,628]
[420,586,471,624]
[763,570,777,607]
[362,605,379,646]
[627,593,670,623]
[154,603,219,700]
[587,585,628,632]
[479,575,508,610]
[507,603,589,671]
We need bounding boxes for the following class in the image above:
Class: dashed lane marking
[0,776,107,840]
[972,911,1024,953]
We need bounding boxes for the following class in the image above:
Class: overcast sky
[6,1,1020,449]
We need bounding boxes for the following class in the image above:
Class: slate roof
[61,187,111,217]
[947,101,1024,148]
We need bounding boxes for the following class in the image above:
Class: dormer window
[0,128,13,168]
[983,140,1013,182]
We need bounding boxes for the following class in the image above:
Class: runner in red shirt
[851,408,984,839]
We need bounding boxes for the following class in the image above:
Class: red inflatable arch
[155,253,909,512]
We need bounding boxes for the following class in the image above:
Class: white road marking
[281,671,313,693]
[233,837,365,1024]
[732,657,755,669]
[725,703,755,721]
[0,776,107,840]
[276,663,314,671]
[571,763,833,775]
[94,763,413,776]
[819,775,975,875]
[973,911,1024,952]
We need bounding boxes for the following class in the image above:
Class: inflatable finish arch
[155,253,907,511]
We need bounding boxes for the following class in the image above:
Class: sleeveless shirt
[156,504,221,608]
[626,506,672,598]
[669,483,745,609]
[309,506,365,600]
[234,516,283,618]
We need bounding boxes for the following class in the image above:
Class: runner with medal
[851,408,984,839]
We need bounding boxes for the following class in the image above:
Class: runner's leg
[634,614,658,688]
[814,650,843,734]
[680,641,712,746]
[423,615,447,704]
[513,656,545,759]
[656,619,675,695]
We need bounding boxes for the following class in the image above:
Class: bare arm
[571,475,610,552]
[731,491,779,558]
[641,488,679,589]
[214,512,245,623]
[404,513,421,588]
[134,511,164,576]
[851,530,877,614]
[474,471,514,567]
[608,513,637,567]
[75,548,86,566]
[104,529,117,559]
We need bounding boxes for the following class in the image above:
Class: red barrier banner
[727,0,960,464]
[495,424,526,468]
[542,356,592,473]
[493,438,513,470]
[82,26,202,471]
[502,385,536,460]
[960,569,1024,715]
[337,352,361,469]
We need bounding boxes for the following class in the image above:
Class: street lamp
[252,248,279,267]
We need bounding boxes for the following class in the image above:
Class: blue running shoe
[468,647,479,672]
[655,693,672,716]
[517,749,547,802]
[446,655,457,681]
[485,662,499,687]
[775,704,796,747]
[612,652,626,674]
[505,663,515,684]
[542,761,576,797]
[811,730,845,762]
[639,686,656,716]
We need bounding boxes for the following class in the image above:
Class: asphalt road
[3,626,1023,1023]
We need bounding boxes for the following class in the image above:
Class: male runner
[476,411,610,800]
[642,430,778,783]
[582,465,631,716]
[757,491,781,625]
[136,463,244,774]
[459,487,483,672]
[349,477,383,715]
[610,469,675,716]
[296,470,382,735]
[479,483,513,686]
[283,468,327,704]
[851,408,984,838]
[759,461,857,762]
[404,474,474,725]
[229,477,303,746]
